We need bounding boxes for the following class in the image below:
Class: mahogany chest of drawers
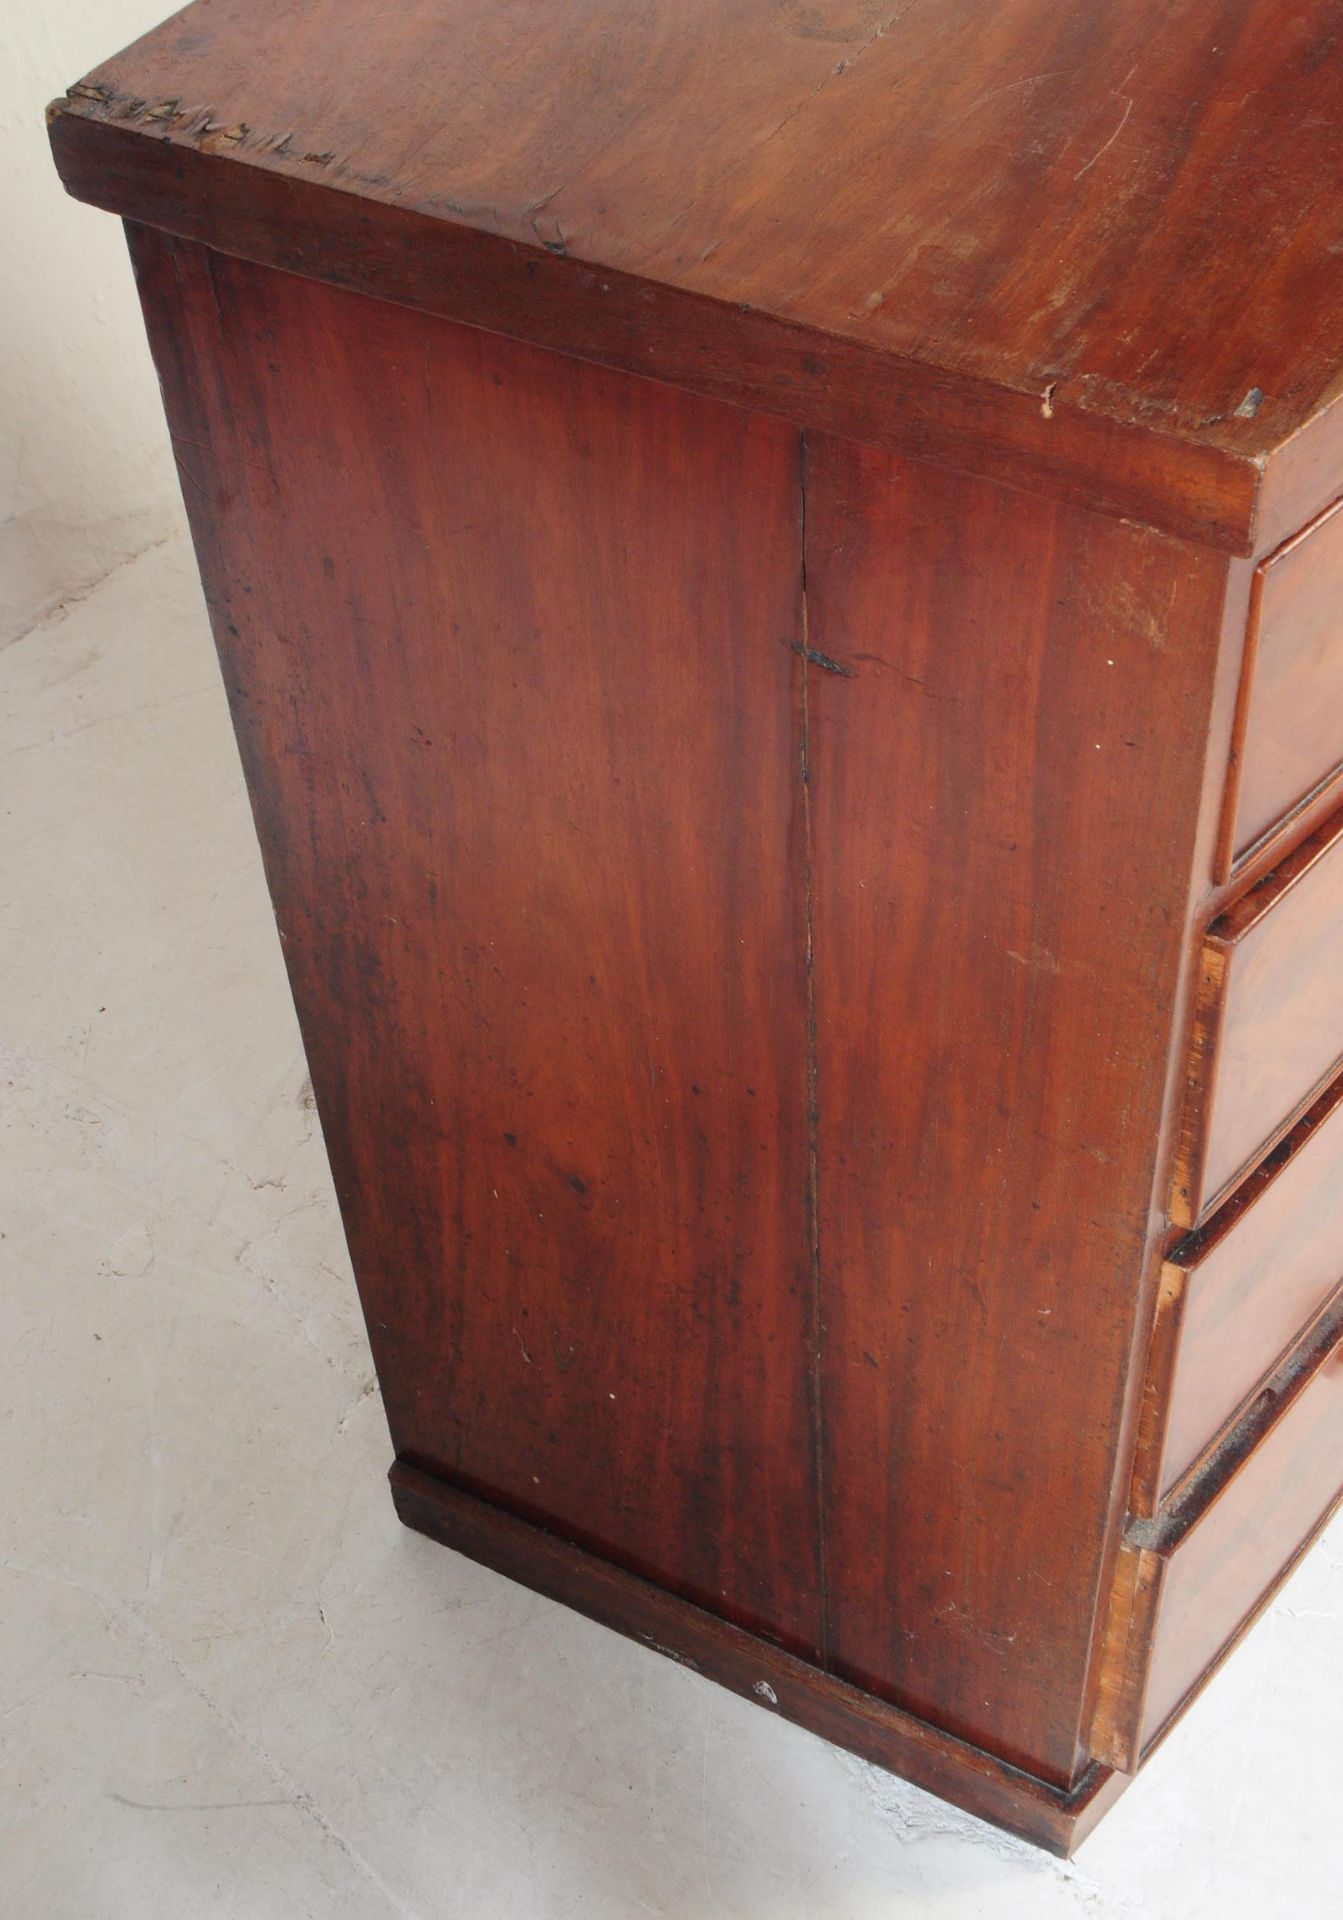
[50,0,1343,1853]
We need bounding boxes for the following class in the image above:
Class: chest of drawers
[49,0,1343,1854]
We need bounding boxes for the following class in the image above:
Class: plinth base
[390,1459,1129,1857]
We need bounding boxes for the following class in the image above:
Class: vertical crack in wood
[798,429,831,1666]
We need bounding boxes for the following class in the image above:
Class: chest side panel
[129,226,826,1656]
[803,437,1229,1782]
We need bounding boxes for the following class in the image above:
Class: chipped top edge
[49,86,1308,557]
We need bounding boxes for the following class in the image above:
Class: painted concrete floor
[3,531,1341,1919]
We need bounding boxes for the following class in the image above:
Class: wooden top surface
[50,0,1343,550]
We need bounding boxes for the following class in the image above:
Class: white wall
[1,5,185,642]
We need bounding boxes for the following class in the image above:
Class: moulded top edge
[47,0,1343,553]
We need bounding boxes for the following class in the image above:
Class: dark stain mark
[790,640,856,678]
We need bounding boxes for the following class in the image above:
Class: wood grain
[127,217,1249,1804]
[1088,1536,1161,1773]
[50,0,1343,551]
[801,433,1230,1785]
[129,224,829,1655]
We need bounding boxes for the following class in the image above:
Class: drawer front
[1149,1077,1343,1502]
[1139,1309,1343,1750]
[1224,496,1343,873]
[1176,809,1343,1225]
